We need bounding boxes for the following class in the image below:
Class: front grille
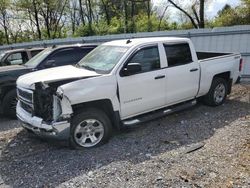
[17,88,33,102]
[17,87,34,114]
[20,100,33,114]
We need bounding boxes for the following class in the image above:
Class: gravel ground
[0,84,249,188]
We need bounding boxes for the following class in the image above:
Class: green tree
[212,1,250,27]
[212,4,240,26]
[0,0,10,44]
[240,0,250,24]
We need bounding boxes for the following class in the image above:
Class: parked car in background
[0,48,44,66]
[16,37,242,149]
[0,44,98,117]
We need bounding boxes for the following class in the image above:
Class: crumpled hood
[17,65,100,89]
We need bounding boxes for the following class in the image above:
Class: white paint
[17,65,100,89]
[17,37,241,126]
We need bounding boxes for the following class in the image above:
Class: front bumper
[16,101,70,140]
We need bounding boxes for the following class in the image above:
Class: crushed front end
[16,82,73,140]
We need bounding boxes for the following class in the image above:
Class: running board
[122,100,197,126]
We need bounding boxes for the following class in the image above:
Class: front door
[117,45,166,119]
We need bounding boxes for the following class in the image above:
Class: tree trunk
[158,5,169,31]
[2,12,9,44]
[32,0,42,39]
[86,0,93,34]
[124,0,128,33]
[131,0,136,33]
[168,0,198,29]
[147,0,151,32]
[101,0,110,25]
[199,0,205,28]
[79,0,85,25]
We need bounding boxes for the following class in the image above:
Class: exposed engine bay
[33,78,82,123]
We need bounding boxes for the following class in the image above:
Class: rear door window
[73,47,95,62]
[164,43,192,67]
[47,48,76,66]
[6,52,28,65]
[44,47,91,67]
[30,49,43,57]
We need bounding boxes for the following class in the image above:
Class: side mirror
[44,59,55,68]
[123,63,142,76]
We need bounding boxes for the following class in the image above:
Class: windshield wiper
[81,64,96,71]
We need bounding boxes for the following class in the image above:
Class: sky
[152,0,241,22]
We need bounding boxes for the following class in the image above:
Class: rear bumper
[16,101,70,140]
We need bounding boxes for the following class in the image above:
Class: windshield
[25,48,53,68]
[77,45,129,74]
[0,51,6,61]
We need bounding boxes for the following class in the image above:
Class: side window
[30,50,42,57]
[127,46,160,73]
[22,52,29,63]
[74,47,94,61]
[47,48,76,66]
[80,47,94,55]
[164,43,192,67]
[6,52,27,65]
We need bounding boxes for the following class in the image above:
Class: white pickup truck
[16,37,242,149]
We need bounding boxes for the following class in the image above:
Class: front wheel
[2,89,17,118]
[69,108,113,149]
[203,77,228,106]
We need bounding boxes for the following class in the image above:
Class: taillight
[239,58,243,71]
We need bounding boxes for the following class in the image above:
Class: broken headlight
[53,95,62,121]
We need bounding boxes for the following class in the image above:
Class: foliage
[211,0,250,27]
[0,0,249,45]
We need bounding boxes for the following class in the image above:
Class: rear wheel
[69,108,112,149]
[203,77,228,106]
[2,89,17,118]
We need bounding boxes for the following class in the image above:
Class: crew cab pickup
[16,37,242,149]
[0,44,97,117]
[0,48,44,66]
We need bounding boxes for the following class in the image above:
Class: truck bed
[197,52,233,61]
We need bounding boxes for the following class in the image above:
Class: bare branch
[168,0,198,28]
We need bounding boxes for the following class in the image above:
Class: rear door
[117,44,167,119]
[164,43,200,105]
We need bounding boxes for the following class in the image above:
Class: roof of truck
[48,43,99,50]
[103,37,190,47]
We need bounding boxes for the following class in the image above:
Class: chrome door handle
[190,68,198,72]
[155,75,165,79]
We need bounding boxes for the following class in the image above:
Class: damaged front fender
[55,87,73,120]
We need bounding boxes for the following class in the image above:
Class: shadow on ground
[0,99,249,187]
[0,114,21,132]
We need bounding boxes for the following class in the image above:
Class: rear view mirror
[44,59,55,68]
[123,63,142,76]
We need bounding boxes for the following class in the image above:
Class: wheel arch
[72,99,121,130]
[212,71,232,94]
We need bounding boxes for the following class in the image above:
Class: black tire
[202,77,228,106]
[2,89,17,118]
[69,108,113,149]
